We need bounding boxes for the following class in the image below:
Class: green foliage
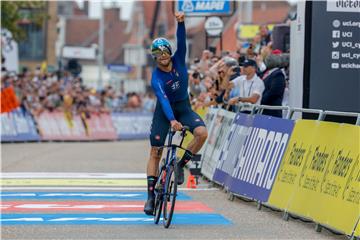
[1,1,49,41]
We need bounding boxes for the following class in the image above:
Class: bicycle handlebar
[170,126,190,133]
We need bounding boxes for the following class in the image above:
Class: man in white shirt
[227,59,265,112]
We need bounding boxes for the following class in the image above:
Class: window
[18,23,46,60]
[18,8,46,61]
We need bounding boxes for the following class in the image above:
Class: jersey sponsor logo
[171,81,180,91]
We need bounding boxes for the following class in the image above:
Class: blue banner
[111,112,152,140]
[230,115,294,202]
[1,108,40,142]
[213,113,294,202]
[177,0,232,16]
[213,113,254,187]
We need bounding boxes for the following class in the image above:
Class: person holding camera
[227,59,265,113]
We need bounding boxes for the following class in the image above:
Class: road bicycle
[153,126,189,228]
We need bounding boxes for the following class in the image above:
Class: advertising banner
[1,108,40,142]
[354,219,360,237]
[210,110,235,177]
[197,107,218,156]
[268,120,360,235]
[306,1,360,112]
[176,0,233,16]
[35,111,88,141]
[213,113,254,187]
[201,109,234,180]
[86,114,117,140]
[1,87,20,113]
[111,112,152,140]
[227,115,294,202]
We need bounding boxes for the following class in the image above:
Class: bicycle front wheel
[162,162,178,228]
[153,178,163,224]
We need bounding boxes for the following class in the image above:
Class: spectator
[251,34,262,55]
[227,59,265,113]
[259,25,271,46]
[189,70,206,98]
[260,54,286,118]
[143,92,156,112]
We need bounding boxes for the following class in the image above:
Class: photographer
[227,59,265,113]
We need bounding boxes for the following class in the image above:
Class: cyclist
[144,12,208,215]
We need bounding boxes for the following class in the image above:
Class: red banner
[34,111,117,141]
[86,114,117,140]
[1,87,20,113]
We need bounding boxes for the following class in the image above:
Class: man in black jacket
[260,54,285,118]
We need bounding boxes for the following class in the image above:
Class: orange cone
[186,174,197,189]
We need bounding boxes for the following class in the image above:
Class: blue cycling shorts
[150,99,206,147]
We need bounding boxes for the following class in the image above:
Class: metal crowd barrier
[215,102,360,239]
[232,102,359,125]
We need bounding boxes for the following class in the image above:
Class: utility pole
[97,1,104,89]
[245,1,253,23]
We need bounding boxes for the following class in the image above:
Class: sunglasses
[152,48,171,58]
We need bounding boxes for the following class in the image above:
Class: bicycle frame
[159,128,186,199]
[154,127,188,227]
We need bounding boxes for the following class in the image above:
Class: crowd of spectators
[2,25,289,119]
[188,24,290,118]
[1,68,156,118]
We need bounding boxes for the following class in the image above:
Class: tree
[1,1,49,42]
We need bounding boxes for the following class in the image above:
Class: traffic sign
[176,0,233,16]
[205,16,224,36]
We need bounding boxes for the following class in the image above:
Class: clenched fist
[175,12,185,22]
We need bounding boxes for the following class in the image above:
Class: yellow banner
[268,120,360,235]
[354,219,360,237]
[237,24,274,39]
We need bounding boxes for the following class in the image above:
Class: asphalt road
[1,141,346,240]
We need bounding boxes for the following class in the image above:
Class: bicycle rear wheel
[162,162,178,228]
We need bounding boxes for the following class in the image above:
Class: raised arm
[174,12,186,64]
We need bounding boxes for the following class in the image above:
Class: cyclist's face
[156,51,171,67]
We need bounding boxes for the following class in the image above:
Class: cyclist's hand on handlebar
[170,120,183,131]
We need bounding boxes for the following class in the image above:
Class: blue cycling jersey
[151,22,188,121]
